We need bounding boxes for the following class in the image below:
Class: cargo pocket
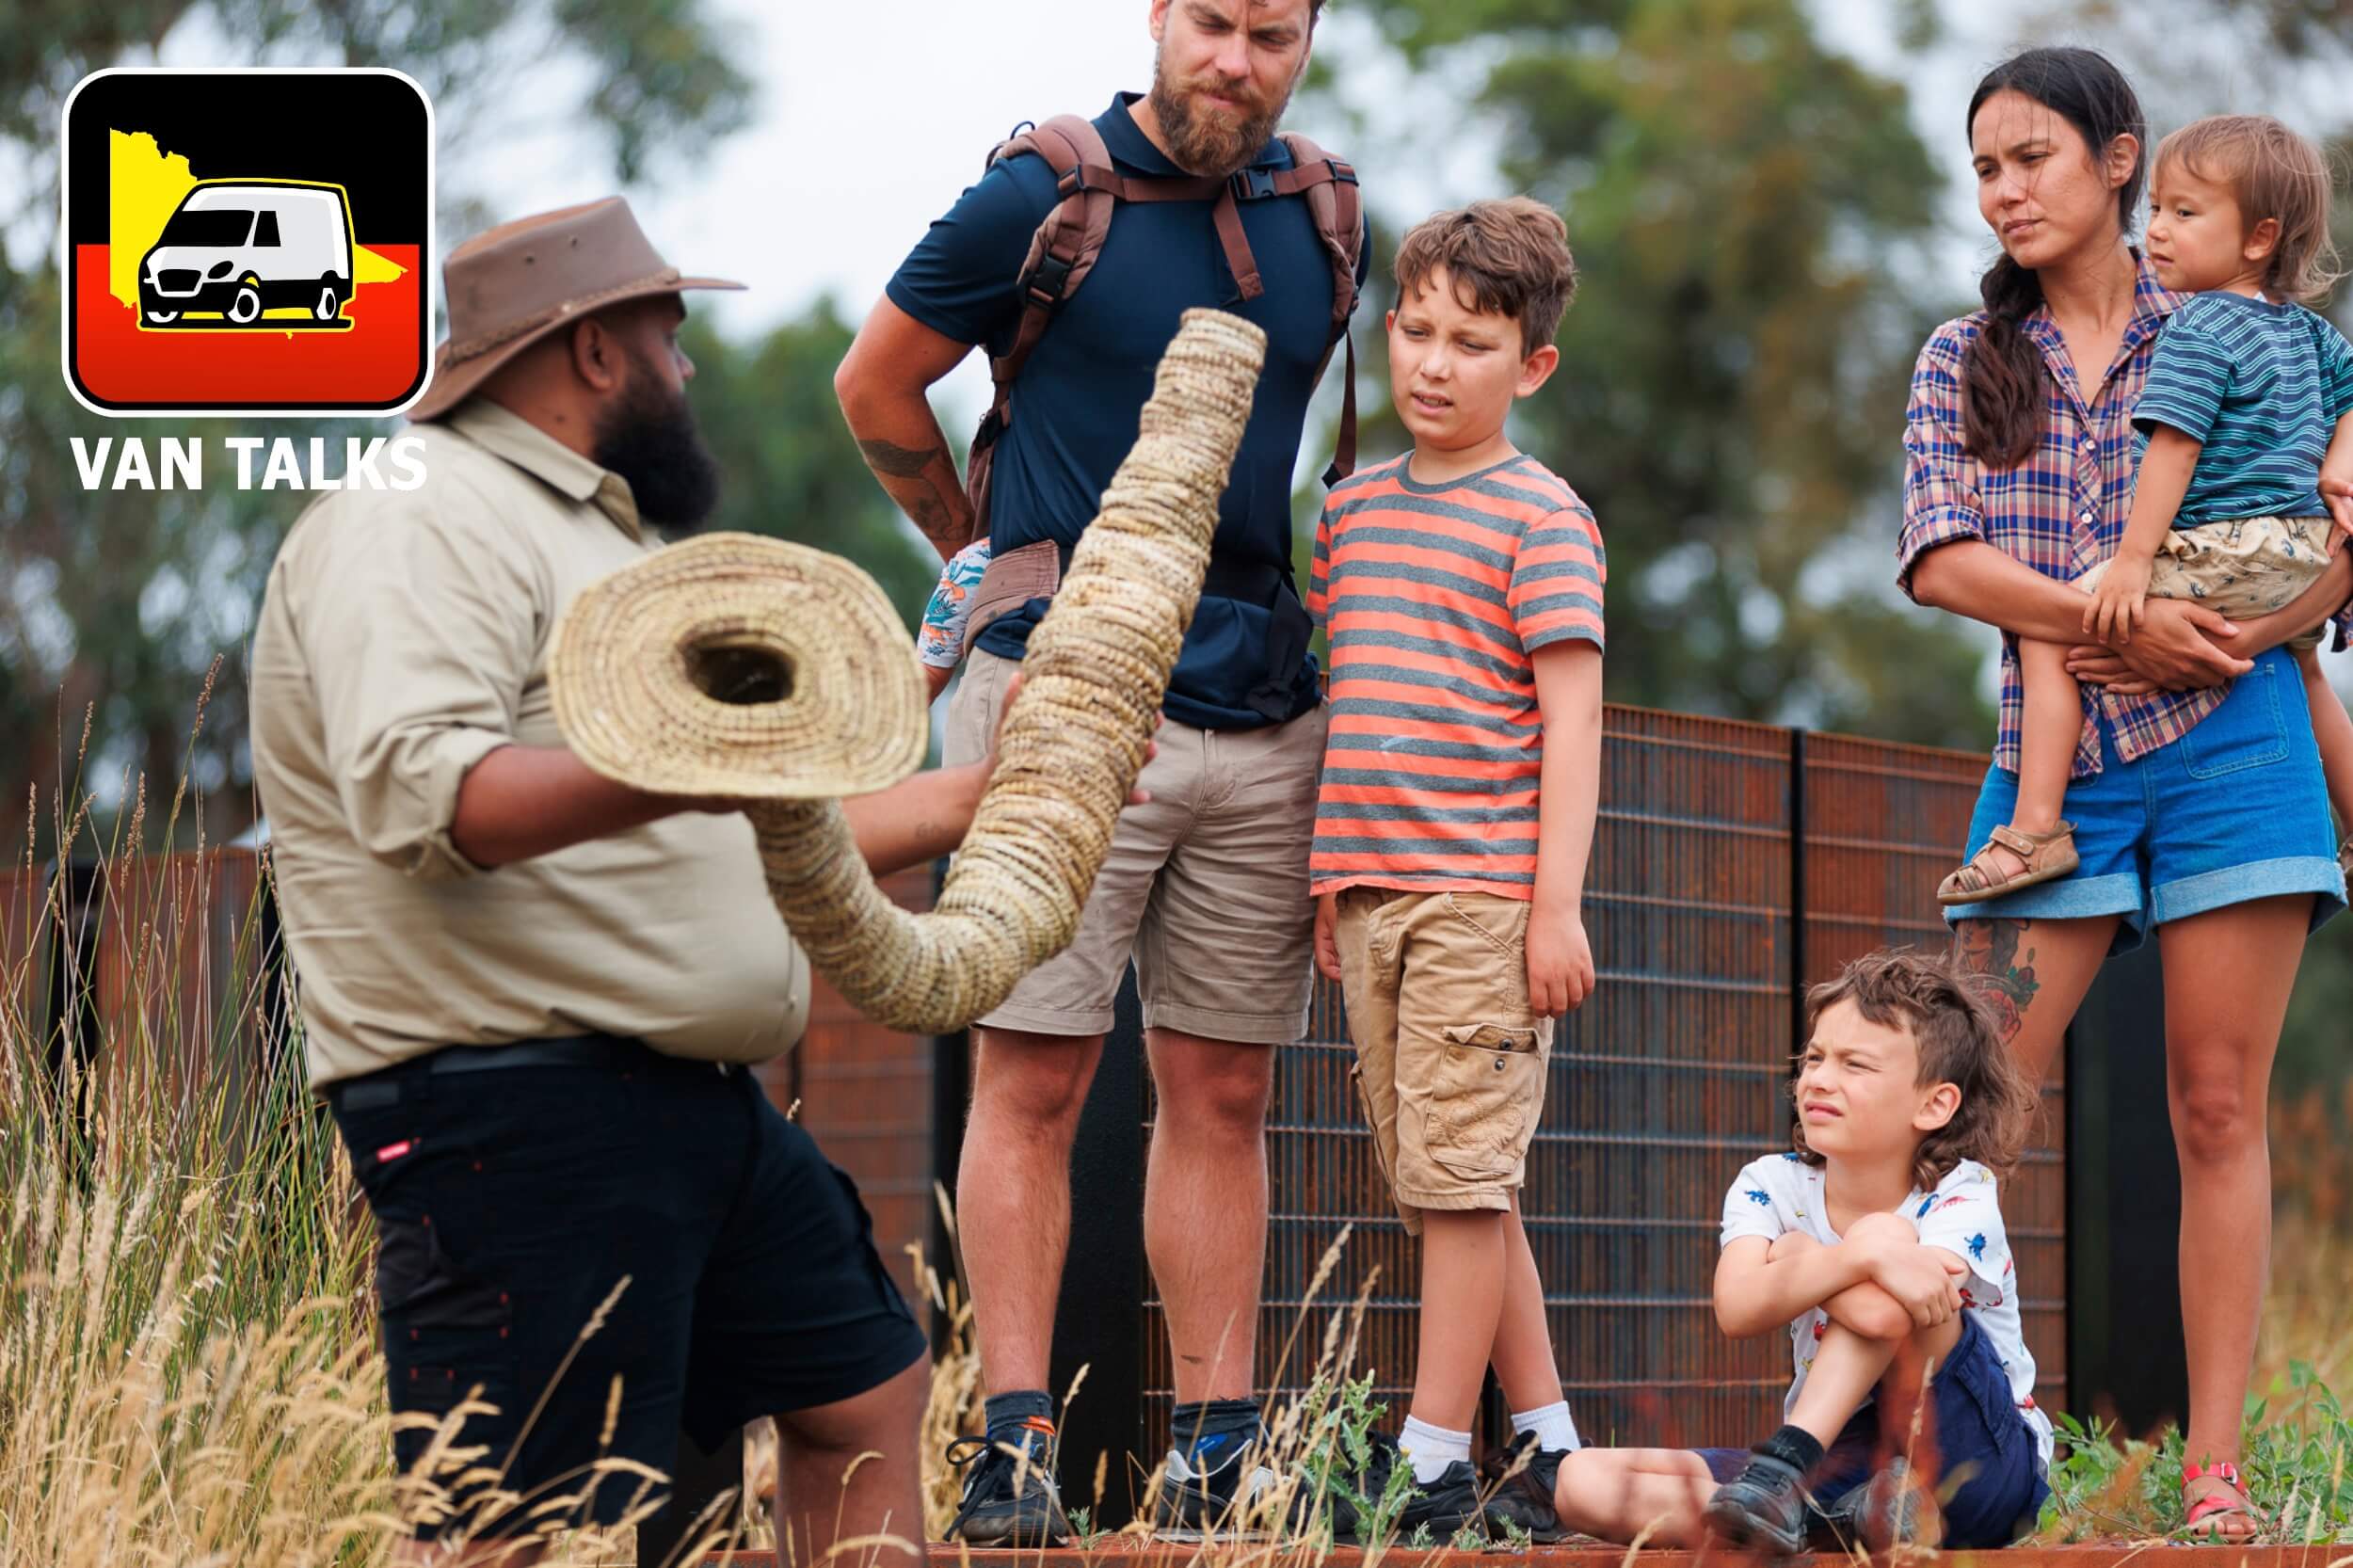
[1424,1024,1544,1181]
[827,1163,915,1325]
[376,1212,518,1477]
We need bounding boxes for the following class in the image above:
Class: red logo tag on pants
[376,1140,413,1163]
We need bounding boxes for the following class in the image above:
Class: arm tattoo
[856,437,974,552]
[1952,917,2041,1041]
[857,438,937,479]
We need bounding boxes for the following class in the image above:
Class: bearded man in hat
[250,198,979,1565]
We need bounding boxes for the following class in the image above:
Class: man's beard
[591,359,721,533]
[1146,42,1295,177]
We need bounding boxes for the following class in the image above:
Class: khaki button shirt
[250,398,810,1088]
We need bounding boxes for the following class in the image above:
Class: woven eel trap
[549,308,1268,1032]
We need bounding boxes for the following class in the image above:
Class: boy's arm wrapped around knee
[1716,1223,1964,1339]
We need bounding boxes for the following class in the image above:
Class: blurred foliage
[0,0,756,850]
[682,299,937,629]
[1314,0,1995,744]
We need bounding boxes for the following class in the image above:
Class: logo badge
[61,68,434,417]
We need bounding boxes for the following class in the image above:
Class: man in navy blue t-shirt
[836,0,1363,1544]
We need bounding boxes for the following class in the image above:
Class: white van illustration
[137,179,355,327]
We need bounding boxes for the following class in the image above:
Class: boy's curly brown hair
[1392,197,1578,357]
[2155,114,2345,306]
[1790,948,2041,1192]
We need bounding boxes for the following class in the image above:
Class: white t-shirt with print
[1718,1152,2055,1471]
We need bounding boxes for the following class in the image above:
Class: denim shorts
[1695,1316,2051,1549]
[1944,648,2347,952]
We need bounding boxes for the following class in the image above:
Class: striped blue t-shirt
[2132,291,2353,526]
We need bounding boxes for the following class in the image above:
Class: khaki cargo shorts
[1330,886,1554,1233]
[943,648,1322,1044]
[2076,515,2334,651]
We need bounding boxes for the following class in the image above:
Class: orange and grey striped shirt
[1307,452,1605,898]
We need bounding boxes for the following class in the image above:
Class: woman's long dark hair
[1961,48,2147,467]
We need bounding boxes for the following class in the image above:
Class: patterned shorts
[2076,514,2334,651]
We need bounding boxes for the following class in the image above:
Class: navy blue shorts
[1944,648,2346,952]
[328,1038,927,1539]
[1695,1316,2050,1549]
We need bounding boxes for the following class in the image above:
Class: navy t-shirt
[886,93,1369,730]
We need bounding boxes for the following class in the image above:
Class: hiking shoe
[1822,1458,1940,1552]
[1151,1431,1306,1539]
[1481,1430,1570,1543]
[944,1436,1072,1546]
[1703,1450,1811,1558]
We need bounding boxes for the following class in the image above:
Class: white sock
[1399,1415,1472,1485]
[1511,1400,1582,1453]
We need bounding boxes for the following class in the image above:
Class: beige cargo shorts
[2076,515,2334,651]
[1330,886,1554,1233]
[942,648,1322,1044]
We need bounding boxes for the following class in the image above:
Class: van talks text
[71,436,427,491]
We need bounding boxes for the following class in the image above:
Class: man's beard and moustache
[591,353,722,534]
[1146,43,1299,177]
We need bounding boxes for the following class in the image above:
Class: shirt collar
[2021,248,2182,390]
[1100,90,1288,176]
[442,398,644,539]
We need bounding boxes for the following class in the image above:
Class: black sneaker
[1352,1433,1492,1543]
[944,1436,1072,1546]
[1821,1458,1940,1552]
[1703,1450,1811,1558]
[1481,1431,1570,1543]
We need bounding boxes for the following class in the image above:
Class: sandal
[2337,834,2351,884]
[2180,1460,2262,1542]
[1938,822,2079,906]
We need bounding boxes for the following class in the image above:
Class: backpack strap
[1274,131,1364,484]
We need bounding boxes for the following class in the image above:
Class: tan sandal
[1938,822,2079,906]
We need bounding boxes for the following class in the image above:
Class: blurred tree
[0,0,756,852]
[682,300,938,629]
[1305,0,1994,745]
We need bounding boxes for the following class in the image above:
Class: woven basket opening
[686,638,795,706]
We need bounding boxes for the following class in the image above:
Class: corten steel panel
[1,866,54,1049]
[1140,707,1804,1458]
[77,849,285,1123]
[766,864,937,1308]
[1798,735,2068,1416]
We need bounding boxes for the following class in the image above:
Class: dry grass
[6,723,2353,1561]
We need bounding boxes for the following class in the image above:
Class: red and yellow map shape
[72,131,423,406]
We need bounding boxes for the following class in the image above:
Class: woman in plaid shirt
[1897,47,2353,1539]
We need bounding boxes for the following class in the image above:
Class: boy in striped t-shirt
[1944,115,2353,905]
[1307,198,1604,1539]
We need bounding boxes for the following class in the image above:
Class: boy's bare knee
[1842,1210,1915,1248]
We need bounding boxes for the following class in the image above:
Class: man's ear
[1147,0,1172,44]
[1914,1080,1961,1134]
[2243,215,2282,266]
[569,317,623,393]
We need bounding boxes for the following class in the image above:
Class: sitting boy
[1550,949,2054,1554]
[1309,196,1604,1539]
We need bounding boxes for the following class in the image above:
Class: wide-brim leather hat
[409,196,743,422]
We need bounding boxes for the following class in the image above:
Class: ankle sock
[1754,1424,1825,1478]
[984,1390,1057,1463]
[1169,1397,1262,1468]
[1399,1415,1472,1485]
[1511,1400,1582,1453]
